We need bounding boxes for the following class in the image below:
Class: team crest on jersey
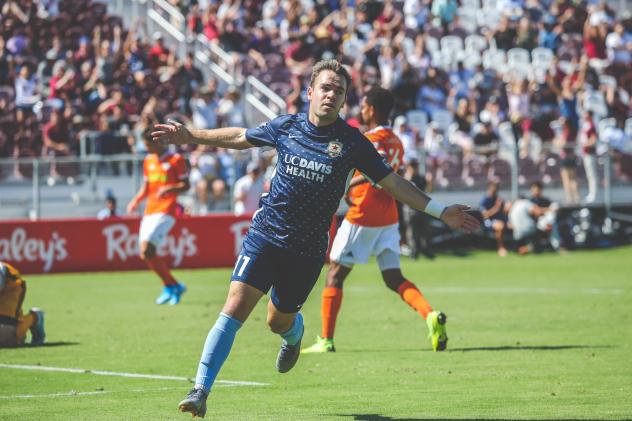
[327,140,343,158]
[161,162,171,171]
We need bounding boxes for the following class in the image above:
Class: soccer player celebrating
[0,262,45,347]
[152,60,479,418]
[302,87,447,354]
[127,129,190,305]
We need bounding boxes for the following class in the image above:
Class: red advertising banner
[0,215,253,274]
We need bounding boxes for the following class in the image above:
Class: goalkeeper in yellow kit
[0,262,45,347]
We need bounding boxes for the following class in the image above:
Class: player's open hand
[126,201,138,214]
[440,204,480,233]
[151,119,191,145]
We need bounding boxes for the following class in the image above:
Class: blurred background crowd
[1,0,631,218]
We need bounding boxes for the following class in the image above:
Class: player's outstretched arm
[151,120,254,150]
[378,172,480,232]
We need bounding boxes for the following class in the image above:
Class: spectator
[579,110,599,203]
[233,161,265,216]
[490,16,516,51]
[529,181,562,251]
[423,122,447,187]
[555,117,581,204]
[208,178,231,212]
[189,145,221,215]
[190,86,219,130]
[14,65,39,113]
[507,196,546,255]
[97,195,119,220]
[42,109,72,178]
[173,53,204,115]
[431,0,457,33]
[480,181,508,257]
[218,86,246,127]
[402,158,435,259]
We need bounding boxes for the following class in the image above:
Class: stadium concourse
[1,0,631,218]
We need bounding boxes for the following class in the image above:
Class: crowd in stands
[1,0,632,215]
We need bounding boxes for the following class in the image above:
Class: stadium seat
[508,48,530,67]
[440,36,464,59]
[477,8,501,29]
[431,110,454,133]
[465,34,487,53]
[531,47,553,69]
[482,49,507,72]
[425,36,440,54]
[406,110,428,135]
[625,118,632,139]
[457,7,479,34]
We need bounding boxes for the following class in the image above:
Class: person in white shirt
[233,161,265,216]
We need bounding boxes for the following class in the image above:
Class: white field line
[426,287,624,295]
[345,286,624,295]
[0,387,181,400]
[0,364,268,387]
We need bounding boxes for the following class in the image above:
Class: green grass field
[1,247,631,420]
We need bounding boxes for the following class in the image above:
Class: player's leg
[303,220,362,354]
[139,214,183,304]
[269,250,323,370]
[376,224,448,351]
[267,301,304,372]
[16,308,45,346]
[492,219,508,257]
[0,324,19,347]
[180,233,277,416]
[179,281,264,418]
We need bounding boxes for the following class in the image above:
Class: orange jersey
[0,262,26,322]
[143,152,188,216]
[345,126,404,227]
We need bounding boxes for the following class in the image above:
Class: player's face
[144,137,165,155]
[359,97,373,125]
[307,70,347,125]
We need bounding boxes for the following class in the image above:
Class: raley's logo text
[102,224,197,266]
[0,228,68,272]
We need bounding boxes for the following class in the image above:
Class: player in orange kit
[127,128,190,305]
[302,87,448,353]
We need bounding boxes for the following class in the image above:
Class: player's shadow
[448,344,613,352]
[338,416,632,421]
[29,341,80,348]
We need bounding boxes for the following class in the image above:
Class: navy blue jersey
[245,113,393,259]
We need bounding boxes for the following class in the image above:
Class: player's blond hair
[309,59,351,91]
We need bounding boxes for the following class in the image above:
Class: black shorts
[230,232,324,313]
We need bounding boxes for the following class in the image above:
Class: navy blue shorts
[230,232,324,313]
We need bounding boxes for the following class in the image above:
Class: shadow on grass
[449,345,613,352]
[1,341,79,350]
[337,416,631,421]
[29,341,80,348]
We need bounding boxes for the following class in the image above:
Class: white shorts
[329,220,401,271]
[139,213,175,247]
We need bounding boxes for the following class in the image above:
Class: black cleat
[276,326,304,373]
[178,388,208,418]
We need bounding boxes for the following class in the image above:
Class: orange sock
[321,286,343,339]
[146,256,178,286]
[397,280,432,319]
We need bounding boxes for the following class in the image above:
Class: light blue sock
[280,312,303,346]
[195,312,242,393]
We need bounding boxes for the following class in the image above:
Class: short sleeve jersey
[0,262,25,322]
[143,152,188,216]
[245,113,393,259]
[345,126,404,227]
